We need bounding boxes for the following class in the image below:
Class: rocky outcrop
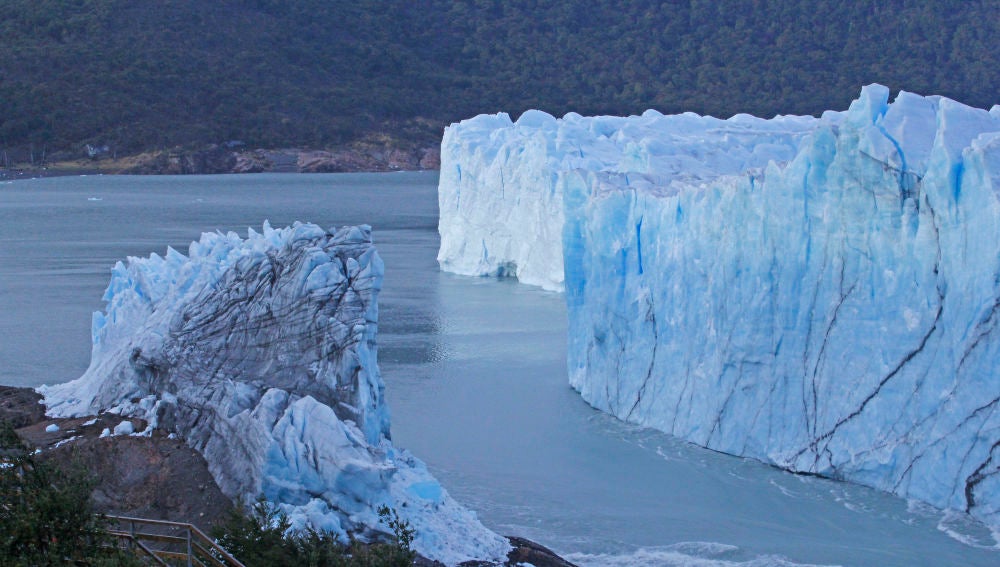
[0,386,46,428]
[33,419,234,530]
[2,387,232,531]
[418,147,441,169]
[119,145,238,175]
[297,149,379,172]
[231,151,270,173]
[114,145,440,175]
[296,147,440,173]
[503,537,577,567]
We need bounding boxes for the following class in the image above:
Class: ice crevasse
[41,222,510,565]
[438,85,1000,528]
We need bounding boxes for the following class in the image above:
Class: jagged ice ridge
[438,85,1000,530]
[41,221,510,565]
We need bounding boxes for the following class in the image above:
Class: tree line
[0,0,996,159]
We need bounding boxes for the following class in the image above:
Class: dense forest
[0,0,997,160]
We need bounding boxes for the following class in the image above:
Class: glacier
[40,221,510,565]
[438,106,822,291]
[439,86,1000,529]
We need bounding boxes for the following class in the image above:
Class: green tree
[0,421,140,566]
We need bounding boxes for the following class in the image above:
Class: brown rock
[298,150,340,172]
[386,148,419,170]
[232,151,270,173]
[49,434,233,531]
[299,149,380,172]
[119,146,237,175]
[258,150,299,172]
[0,386,46,428]
[503,536,578,567]
[419,148,441,170]
[20,413,233,533]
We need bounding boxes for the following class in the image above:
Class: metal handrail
[109,532,169,566]
[106,514,245,567]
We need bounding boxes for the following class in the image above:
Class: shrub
[0,421,141,566]
[212,498,416,567]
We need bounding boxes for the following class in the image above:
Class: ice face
[40,222,509,565]
[438,105,823,291]
[439,86,1000,529]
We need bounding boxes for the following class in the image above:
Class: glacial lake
[1,172,998,566]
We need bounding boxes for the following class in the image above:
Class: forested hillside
[1,0,997,160]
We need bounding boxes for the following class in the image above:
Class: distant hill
[1,0,997,161]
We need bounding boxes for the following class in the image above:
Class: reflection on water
[1,173,998,566]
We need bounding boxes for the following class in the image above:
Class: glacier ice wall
[439,86,1000,528]
[41,222,509,565]
[438,107,821,291]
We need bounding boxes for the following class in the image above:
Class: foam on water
[937,510,1000,550]
[566,542,839,567]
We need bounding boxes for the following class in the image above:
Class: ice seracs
[439,85,1000,530]
[41,222,509,565]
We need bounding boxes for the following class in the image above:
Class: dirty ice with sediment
[41,222,511,565]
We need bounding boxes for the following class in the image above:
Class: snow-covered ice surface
[41,221,509,565]
[439,85,1000,531]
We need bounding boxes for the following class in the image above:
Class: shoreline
[0,166,440,183]
[1,144,441,180]
[0,166,107,181]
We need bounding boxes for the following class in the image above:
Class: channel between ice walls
[439,85,1000,528]
[41,222,509,565]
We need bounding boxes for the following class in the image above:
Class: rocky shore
[117,144,441,175]
[0,386,574,567]
[0,144,440,179]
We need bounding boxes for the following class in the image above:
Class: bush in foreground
[212,499,416,567]
[0,421,141,566]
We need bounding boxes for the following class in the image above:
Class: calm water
[1,173,997,566]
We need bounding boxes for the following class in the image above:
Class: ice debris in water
[40,221,509,565]
[438,85,1000,530]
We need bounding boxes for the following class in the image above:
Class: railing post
[102,514,244,567]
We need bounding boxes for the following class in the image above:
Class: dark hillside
[1,0,997,161]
